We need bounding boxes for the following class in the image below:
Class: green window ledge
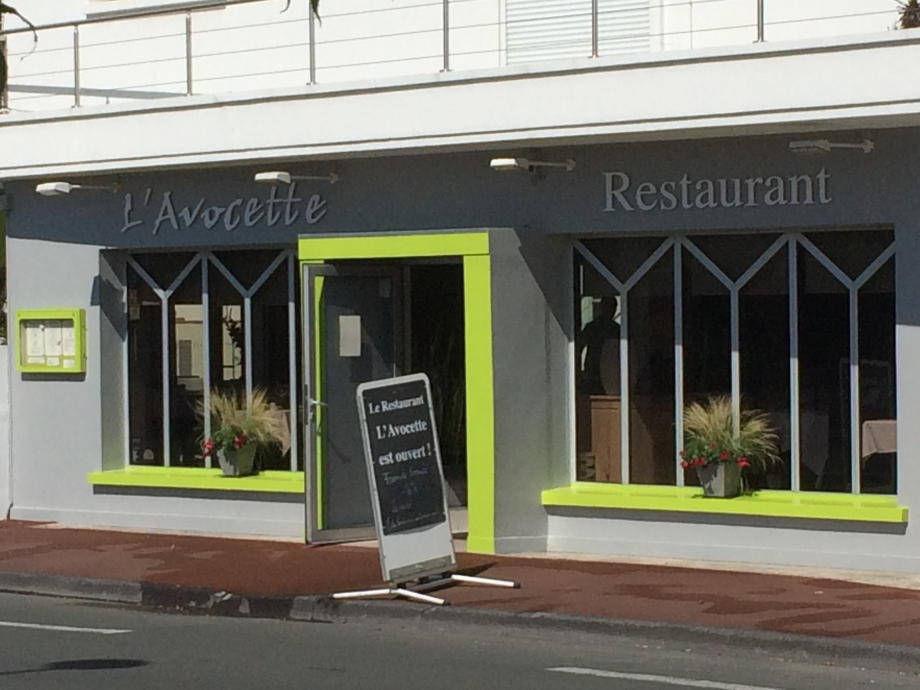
[88,467,305,494]
[542,483,908,523]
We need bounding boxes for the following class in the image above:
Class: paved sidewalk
[3,519,920,648]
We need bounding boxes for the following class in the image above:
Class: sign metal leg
[331,586,447,606]
[450,573,519,589]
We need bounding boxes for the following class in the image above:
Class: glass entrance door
[303,263,403,543]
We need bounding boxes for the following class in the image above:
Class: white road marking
[548,667,784,690]
[0,621,131,635]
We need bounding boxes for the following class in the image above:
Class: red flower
[719,450,729,461]
[680,460,689,469]
[679,450,685,459]
[233,435,247,449]
[694,458,705,467]
[737,457,750,468]
[202,439,214,458]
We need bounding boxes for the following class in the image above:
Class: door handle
[307,398,327,426]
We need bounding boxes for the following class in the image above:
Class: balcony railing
[0,0,907,113]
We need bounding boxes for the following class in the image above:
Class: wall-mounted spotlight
[254,171,339,185]
[788,139,874,155]
[35,181,119,197]
[490,157,576,173]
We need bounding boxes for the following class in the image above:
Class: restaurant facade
[1,127,917,572]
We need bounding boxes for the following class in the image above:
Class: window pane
[739,249,789,490]
[209,268,246,389]
[682,245,731,486]
[798,250,850,492]
[859,257,896,494]
[574,254,622,483]
[582,237,667,283]
[691,234,781,283]
[250,256,294,471]
[628,249,675,485]
[807,230,893,281]
[170,263,204,467]
[128,266,163,465]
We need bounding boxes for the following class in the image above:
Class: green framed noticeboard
[15,309,86,374]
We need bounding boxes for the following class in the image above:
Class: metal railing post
[442,0,450,72]
[756,0,765,42]
[308,2,316,84]
[0,38,8,110]
[591,0,599,57]
[185,12,193,95]
[73,25,82,107]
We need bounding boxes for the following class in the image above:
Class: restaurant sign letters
[120,183,327,235]
[603,168,832,212]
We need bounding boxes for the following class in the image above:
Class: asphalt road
[0,593,918,690]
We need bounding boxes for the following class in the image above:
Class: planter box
[217,444,258,477]
[696,461,742,498]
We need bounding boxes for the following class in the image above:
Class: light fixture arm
[528,159,577,171]
[35,181,120,197]
[290,173,339,184]
[253,171,339,185]
[788,139,874,154]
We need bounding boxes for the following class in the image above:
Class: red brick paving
[3,520,920,647]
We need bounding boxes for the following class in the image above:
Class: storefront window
[127,248,300,471]
[574,229,896,495]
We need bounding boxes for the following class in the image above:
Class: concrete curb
[290,595,920,668]
[3,569,920,669]
[0,571,142,603]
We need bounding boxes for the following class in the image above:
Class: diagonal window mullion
[574,241,624,292]
[854,243,895,290]
[735,235,788,290]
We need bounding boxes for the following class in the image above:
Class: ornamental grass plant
[197,388,286,457]
[680,395,780,475]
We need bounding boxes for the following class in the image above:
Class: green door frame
[298,232,495,554]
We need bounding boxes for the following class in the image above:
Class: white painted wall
[0,346,10,519]
[0,0,907,113]
[3,31,920,180]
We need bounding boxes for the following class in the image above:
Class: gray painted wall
[4,128,920,566]
[6,237,303,537]
[489,229,571,553]
[0,347,10,518]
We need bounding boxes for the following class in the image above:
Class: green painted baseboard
[542,483,907,523]
[88,467,305,494]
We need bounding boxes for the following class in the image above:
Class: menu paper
[62,321,76,357]
[43,320,63,357]
[25,322,45,359]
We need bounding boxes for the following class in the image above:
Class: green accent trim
[88,467,305,494]
[541,483,908,523]
[299,231,495,553]
[0,211,6,270]
[299,233,489,261]
[313,273,325,530]
[463,254,495,554]
[15,308,87,374]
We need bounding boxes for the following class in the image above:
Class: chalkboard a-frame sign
[357,373,456,584]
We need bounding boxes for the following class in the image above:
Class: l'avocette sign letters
[603,168,832,212]
[119,183,327,235]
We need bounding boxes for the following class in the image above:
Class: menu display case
[15,309,86,374]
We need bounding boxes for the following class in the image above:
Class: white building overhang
[2,31,920,180]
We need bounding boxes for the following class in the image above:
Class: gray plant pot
[696,461,742,498]
[217,444,259,477]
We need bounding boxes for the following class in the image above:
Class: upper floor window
[506,0,650,64]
